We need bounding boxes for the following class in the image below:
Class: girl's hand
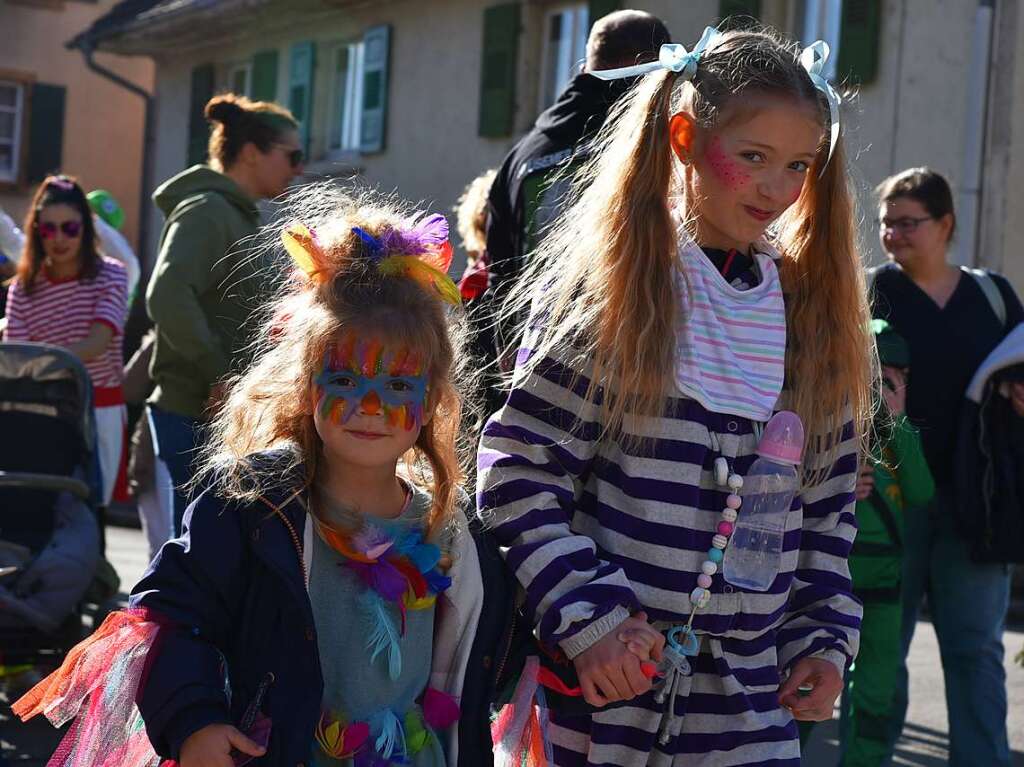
[180,723,266,767]
[617,622,665,663]
[778,657,843,721]
[854,463,874,502]
[573,611,664,707]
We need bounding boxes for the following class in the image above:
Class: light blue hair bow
[590,25,722,82]
[799,40,842,169]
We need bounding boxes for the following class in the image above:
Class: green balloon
[87,189,124,231]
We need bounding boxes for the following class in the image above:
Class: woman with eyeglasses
[147,93,303,539]
[4,175,129,507]
[868,166,1023,766]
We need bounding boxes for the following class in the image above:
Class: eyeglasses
[877,216,934,235]
[37,220,83,239]
[273,143,304,168]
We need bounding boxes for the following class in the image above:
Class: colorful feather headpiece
[282,213,461,305]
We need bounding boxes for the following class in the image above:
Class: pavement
[2,523,1023,766]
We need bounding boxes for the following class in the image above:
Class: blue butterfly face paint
[314,335,429,431]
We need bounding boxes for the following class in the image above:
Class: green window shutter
[837,0,881,85]
[289,41,316,152]
[187,63,214,166]
[26,83,66,183]
[360,25,391,154]
[251,49,279,102]
[718,0,760,29]
[587,0,619,28]
[478,2,520,138]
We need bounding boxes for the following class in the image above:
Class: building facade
[0,0,154,252]
[74,0,1023,288]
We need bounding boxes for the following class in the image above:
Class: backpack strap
[963,266,1007,328]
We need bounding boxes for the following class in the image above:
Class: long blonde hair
[503,28,875,455]
[199,186,468,539]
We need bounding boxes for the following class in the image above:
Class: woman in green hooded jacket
[146,93,303,536]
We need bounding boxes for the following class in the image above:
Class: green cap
[87,189,124,231]
[871,319,910,369]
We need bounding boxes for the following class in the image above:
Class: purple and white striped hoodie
[478,303,861,766]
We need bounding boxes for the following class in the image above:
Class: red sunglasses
[38,220,83,240]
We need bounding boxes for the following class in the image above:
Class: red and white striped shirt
[5,257,127,392]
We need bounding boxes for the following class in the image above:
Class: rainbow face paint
[315,336,429,431]
[705,136,750,190]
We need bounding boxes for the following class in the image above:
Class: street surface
[2,525,1022,765]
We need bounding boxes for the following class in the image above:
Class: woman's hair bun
[205,94,246,125]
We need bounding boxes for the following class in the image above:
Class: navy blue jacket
[130,462,323,766]
[130,455,499,767]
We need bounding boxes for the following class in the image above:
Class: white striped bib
[673,238,787,421]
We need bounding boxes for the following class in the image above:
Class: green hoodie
[146,165,271,418]
[849,414,935,599]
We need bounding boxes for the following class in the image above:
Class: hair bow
[799,40,842,171]
[590,26,721,82]
[352,214,461,306]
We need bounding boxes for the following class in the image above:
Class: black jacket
[469,74,636,420]
[953,323,1024,562]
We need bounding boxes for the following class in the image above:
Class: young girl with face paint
[14,187,484,767]
[479,27,874,767]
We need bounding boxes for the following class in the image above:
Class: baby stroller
[0,342,102,667]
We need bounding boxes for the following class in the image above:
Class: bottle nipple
[756,411,804,465]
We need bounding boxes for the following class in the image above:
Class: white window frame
[228,62,252,97]
[327,40,365,153]
[538,3,589,112]
[801,0,842,81]
[0,80,25,184]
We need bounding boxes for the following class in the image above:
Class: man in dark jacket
[470,10,671,419]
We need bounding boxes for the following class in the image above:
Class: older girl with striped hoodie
[479,26,873,767]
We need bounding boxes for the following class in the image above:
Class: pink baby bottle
[723,411,805,592]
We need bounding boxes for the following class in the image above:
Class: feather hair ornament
[351,213,462,305]
[282,221,330,283]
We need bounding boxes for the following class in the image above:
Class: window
[328,42,365,152]
[228,63,252,97]
[540,4,589,109]
[0,81,25,183]
[800,0,842,80]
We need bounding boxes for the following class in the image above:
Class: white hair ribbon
[799,40,842,169]
[589,26,722,82]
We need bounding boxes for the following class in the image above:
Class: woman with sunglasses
[4,175,129,507]
[869,167,1023,766]
[146,93,302,539]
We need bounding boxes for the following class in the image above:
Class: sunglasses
[274,143,304,168]
[37,220,83,239]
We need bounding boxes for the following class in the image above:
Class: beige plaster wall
[141,0,1022,291]
[0,0,153,251]
[1000,1,1024,291]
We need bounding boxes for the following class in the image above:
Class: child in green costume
[844,320,935,765]
[802,320,935,765]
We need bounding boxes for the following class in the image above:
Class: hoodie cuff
[558,605,632,660]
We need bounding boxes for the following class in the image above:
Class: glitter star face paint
[705,136,751,191]
[315,335,429,432]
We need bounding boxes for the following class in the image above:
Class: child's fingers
[580,672,611,707]
[621,654,653,697]
[226,726,266,757]
[598,665,633,701]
